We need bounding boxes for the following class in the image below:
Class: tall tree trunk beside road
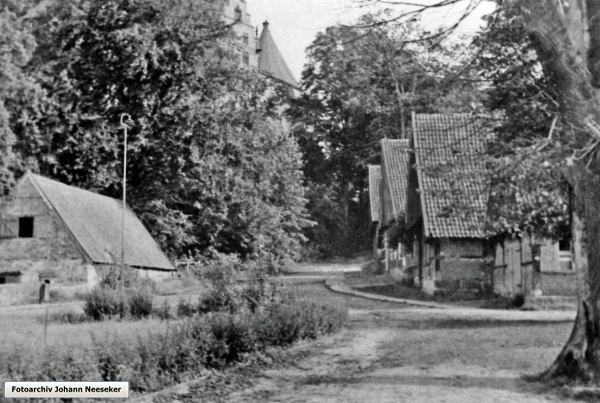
[513,0,600,380]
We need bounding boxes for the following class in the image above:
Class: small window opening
[0,277,5,285]
[19,217,34,238]
[243,51,249,65]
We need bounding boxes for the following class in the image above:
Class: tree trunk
[512,0,600,381]
[339,182,351,256]
[540,179,600,381]
[389,66,406,139]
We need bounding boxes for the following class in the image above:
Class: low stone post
[39,281,50,304]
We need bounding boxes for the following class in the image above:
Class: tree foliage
[1,0,311,262]
[472,8,569,239]
[288,13,481,258]
[0,0,47,195]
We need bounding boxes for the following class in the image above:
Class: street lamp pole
[120,114,131,294]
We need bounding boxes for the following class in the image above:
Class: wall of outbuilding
[416,238,487,285]
[0,178,93,305]
[0,177,85,280]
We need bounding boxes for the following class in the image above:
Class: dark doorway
[18,217,34,238]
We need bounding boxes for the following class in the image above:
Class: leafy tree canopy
[1,0,311,262]
[472,7,569,240]
[288,12,481,257]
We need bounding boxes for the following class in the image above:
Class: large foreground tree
[509,0,600,381]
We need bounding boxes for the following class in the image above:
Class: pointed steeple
[258,21,298,88]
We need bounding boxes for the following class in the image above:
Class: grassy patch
[356,283,517,309]
[0,280,348,400]
[290,282,411,310]
[373,318,572,373]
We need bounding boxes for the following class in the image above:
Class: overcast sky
[246,0,496,81]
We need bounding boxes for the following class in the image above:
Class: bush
[3,347,100,382]
[204,312,258,367]
[84,287,128,320]
[256,299,347,347]
[84,286,154,321]
[153,300,174,320]
[92,334,138,383]
[194,256,283,315]
[176,298,199,317]
[2,296,348,397]
[129,288,154,319]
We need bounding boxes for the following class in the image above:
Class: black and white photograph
[0,0,597,401]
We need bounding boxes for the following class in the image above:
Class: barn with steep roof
[0,173,174,303]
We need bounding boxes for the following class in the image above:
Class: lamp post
[120,114,131,294]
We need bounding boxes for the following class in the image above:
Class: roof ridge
[29,173,124,206]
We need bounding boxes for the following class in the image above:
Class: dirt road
[221,284,578,403]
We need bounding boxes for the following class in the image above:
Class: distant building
[222,0,259,68]
[405,113,490,294]
[220,1,298,92]
[379,139,411,276]
[368,164,382,270]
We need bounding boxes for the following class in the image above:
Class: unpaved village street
[223,301,577,403]
[137,265,581,403]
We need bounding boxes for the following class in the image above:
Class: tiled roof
[258,22,299,88]
[26,173,174,270]
[412,114,488,238]
[381,139,410,219]
[368,165,381,222]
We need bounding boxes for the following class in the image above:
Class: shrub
[3,347,100,382]
[176,298,199,317]
[195,257,283,315]
[84,287,128,320]
[198,287,244,314]
[129,288,154,319]
[196,256,244,314]
[83,286,154,321]
[1,297,348,397]
[153,300,173,320]
[157,320,213,379]
[204,312,258,367]
[92,335,138,383]
[254,299,347,347]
